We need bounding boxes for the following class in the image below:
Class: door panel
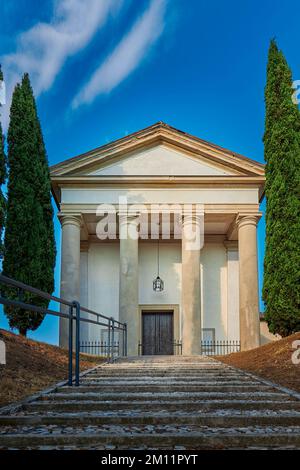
[142,313,157,356]
[142,312,173,355]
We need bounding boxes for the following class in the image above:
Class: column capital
[80,241,90,252]
[58,213,82,229]
[224,240,238,251]
[118,212,140,225]
[236,213,262,230]
[182,211,204,226]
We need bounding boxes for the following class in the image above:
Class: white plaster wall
[226,250,240,341]
[89,146,233,176]
[201,244,228,341]
[79,252,89,339]
[86,243,120,342]
[82,241,232,344]
[139,242,181,306]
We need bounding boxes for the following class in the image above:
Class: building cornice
[51,175,265,209]
[52,175,265,184]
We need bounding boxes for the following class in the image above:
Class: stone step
[94,369,229,372]
[101,371,233,374]
[1,413,300,427]
[81,375,256,382]
[106,360,224,363]
[2,424,300,436]
[91,366,235,371]
[10,407,300,417]
[58,384,271,393]
[112,362,221,365]
[97,369,230,372]
[97,363,230,368]
[41,390,284,401]
[99,367,227,370]
[76,376,257,383]
[1,430,300,449]
[81,372,251,381]
[60,379,265,387]
[23,399,300,412]
[64,382,276,395]
[100,365,226,369]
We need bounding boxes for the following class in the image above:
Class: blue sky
[0,0,299,344]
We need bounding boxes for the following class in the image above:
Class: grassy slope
[217,332,300,393]
[0,329,104,407]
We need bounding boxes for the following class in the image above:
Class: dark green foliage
[0,121,6,258]
[0,66,7,257]
[3,74,56,336]
[263,40,300,336]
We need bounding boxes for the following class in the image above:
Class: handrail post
[108,317,111,361]
[111,317,114,363]
[122,325,125,356]
[68,304,73,386]
[124,323,127,357]
[73,301,81,386]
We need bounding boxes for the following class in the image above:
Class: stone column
[181,214,202,355]
[59,215,81,348]
[119,214,139,356]
[237,214,260,351]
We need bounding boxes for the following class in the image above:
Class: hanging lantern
[153,237,164,292]
[153,275,164,292]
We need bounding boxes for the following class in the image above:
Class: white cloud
[72,0,167,109]
[1,0,122,129]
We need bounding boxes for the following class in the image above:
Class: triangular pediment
[87,144,236,177]
[50,122,265,178]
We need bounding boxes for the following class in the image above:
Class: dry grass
[0,329,104,407]
[217,332,300,393]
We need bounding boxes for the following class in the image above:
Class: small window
[100,328,121,344]
[100,329,109,343]
[202,328,215,342]
[201,328,216,353]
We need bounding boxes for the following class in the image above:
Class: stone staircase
[1,356,300,450]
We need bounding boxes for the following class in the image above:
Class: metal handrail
[0,274,127,386]
[0,274,73,306]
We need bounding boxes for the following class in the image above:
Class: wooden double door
[142,311,174,355]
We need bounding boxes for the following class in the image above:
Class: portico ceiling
[79,211,239,242]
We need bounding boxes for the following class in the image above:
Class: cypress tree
[0,66,6,257]
[3,74,56,336]
[263,40,300,336]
